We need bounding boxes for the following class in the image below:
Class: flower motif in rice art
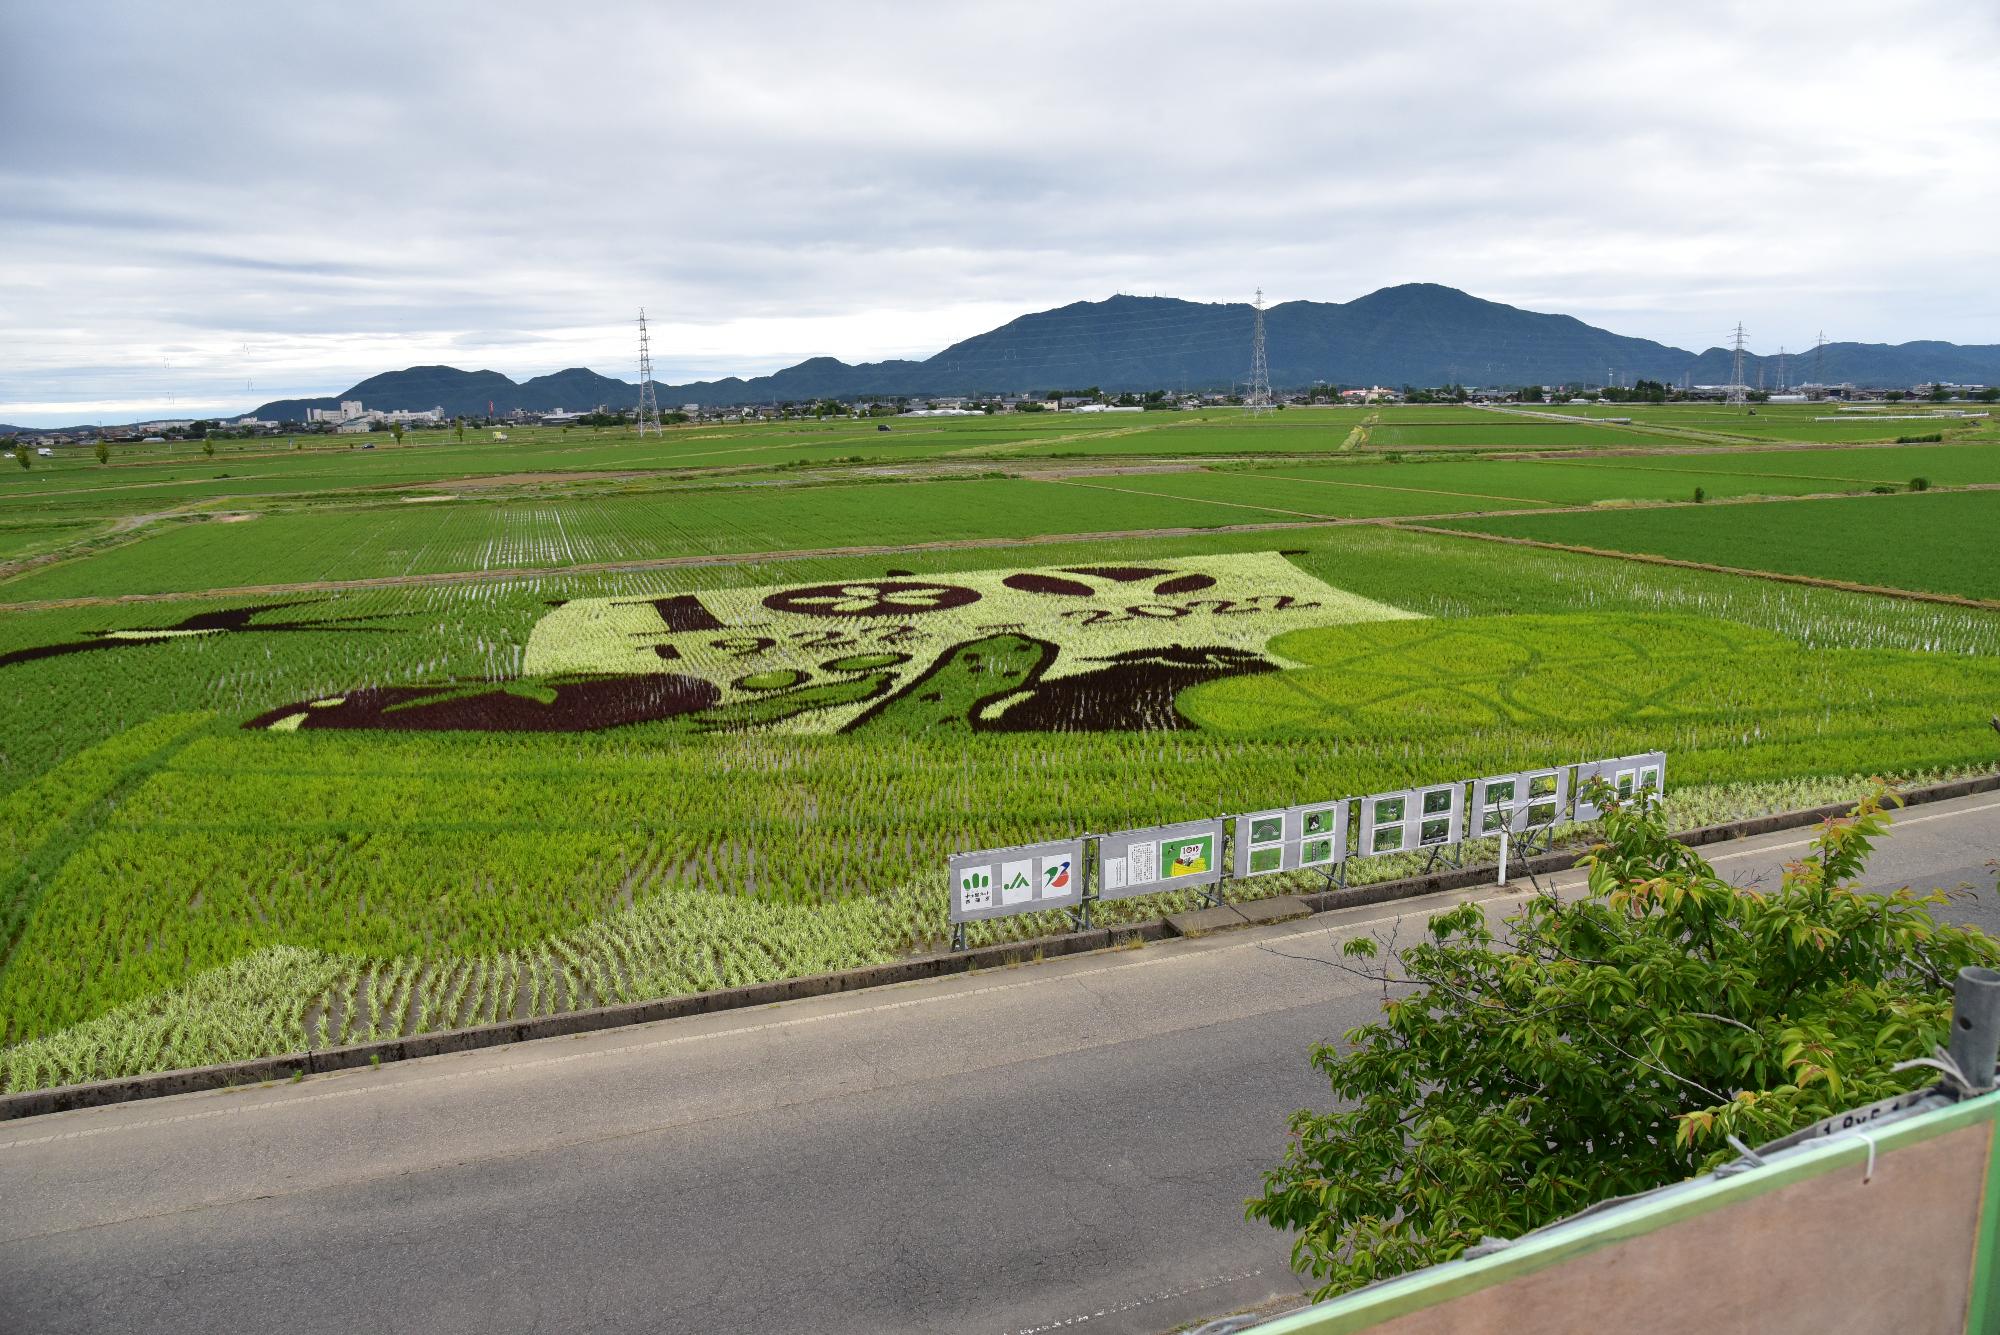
[763,581,981,618]
[244,552,1422,735]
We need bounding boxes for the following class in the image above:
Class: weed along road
[2,796,1995,1335]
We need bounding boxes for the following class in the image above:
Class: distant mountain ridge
[236,283,2000,419]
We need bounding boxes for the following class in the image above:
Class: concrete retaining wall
[5,773,1994,1122]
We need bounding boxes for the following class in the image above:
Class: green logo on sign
[960,871,989,891]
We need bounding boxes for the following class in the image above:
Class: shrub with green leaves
[1247,788,2000,1298]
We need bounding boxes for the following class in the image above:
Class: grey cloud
[0,0,1996,424]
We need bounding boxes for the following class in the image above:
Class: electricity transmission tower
[1727,323,1749,405]
[634,308,663,437]
[1776,346,1788,392]
[1246,289,1273,415]
[1812,331,1827,389]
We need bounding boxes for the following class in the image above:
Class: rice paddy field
[1438,490,2000,601]
[3,404,1998,1090]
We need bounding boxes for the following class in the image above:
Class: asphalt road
[1,794,1995,1335]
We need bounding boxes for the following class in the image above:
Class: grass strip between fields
[1247,469,1560,509]
[1031,475,1353,521]
[1527,455,1943,488]
[1402,521,2000,612]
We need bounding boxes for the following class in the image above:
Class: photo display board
[1096,818,1225,899]
[947,752,1669,933]
[1472,767,1570,836]
[1360,784,1465,857]
[1232,800,1349,879]
[1573,752,1666,821]
[949,837,1085,923]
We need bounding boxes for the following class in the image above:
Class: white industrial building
[307,400,368,424]
[307,401,443,427]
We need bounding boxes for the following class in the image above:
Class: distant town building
[308,401,442,427]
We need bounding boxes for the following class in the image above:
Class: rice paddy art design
[245,552,1421,735]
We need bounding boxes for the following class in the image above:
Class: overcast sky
[2,1,1995,425]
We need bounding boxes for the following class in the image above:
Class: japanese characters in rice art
[245,553,1420,735]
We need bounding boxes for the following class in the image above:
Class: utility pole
[1246,289,1273,415]
[635,308,663,437]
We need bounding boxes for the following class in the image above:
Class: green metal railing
[1237,967,2000,1335]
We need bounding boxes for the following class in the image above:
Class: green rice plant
[5,762,1981,1093]
[5,518,2000,1078]
[1178,612,2000,746]
[1433,490,2000,601]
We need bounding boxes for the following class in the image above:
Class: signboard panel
[948,837,1085,923]
[1096,818,1224,899]
[1416,783,1465,848]
[1573,751,1666,821]
[1360,784,1464,857]
[1235,800,1351,878]
[1235,809,1290,878]
[1360,790,1415,856]
[1296,800,1349,870]
[1473,767,1570,836]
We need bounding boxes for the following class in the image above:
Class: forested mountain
[248,284,2000,418]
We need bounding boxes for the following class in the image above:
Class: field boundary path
[0,507,1560,610]
[0,507,193,584]
[1402,520,2000,612]
[1470,402,1804,448]
[17,477,1995,610]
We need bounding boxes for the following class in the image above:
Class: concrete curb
[5,773,1996,1122]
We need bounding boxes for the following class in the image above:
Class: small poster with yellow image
[1161,833,1214,878]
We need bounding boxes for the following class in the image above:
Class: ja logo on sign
[1000,859,1035,907]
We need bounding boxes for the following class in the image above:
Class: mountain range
[183,283,2000,422]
